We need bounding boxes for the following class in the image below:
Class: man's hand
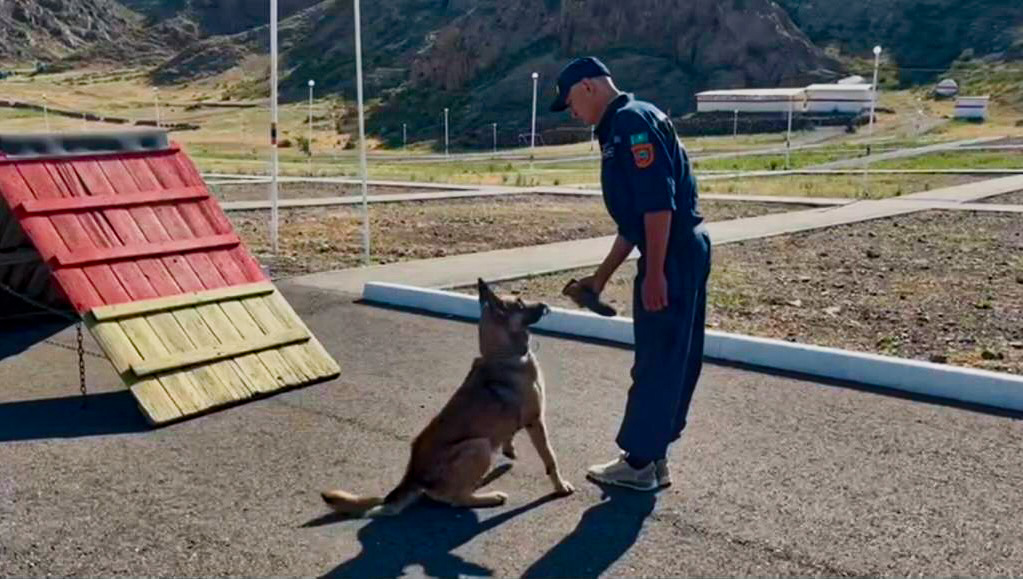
[642,270,668,312]
[578,274,605,296]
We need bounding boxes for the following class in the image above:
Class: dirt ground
[209,181,457,202]
[231,196,811,277]
[465,210,1023,375]
[979,190,1023,205]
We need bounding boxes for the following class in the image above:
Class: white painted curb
[362,282,1023,413]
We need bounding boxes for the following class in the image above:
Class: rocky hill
[774,0,1023,83]
[0,0,163,65]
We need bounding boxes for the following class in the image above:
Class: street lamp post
[270,0,280,254]
[353,0,371,265]
[444,108,449,158]
[403,123,407,153]
[869,45,882,138]
[733,109,739,139]
[863,45,882,196]
[530,72,539,152]
[307,79,315,160]
[785,98,794,169]
[493,122,498,156]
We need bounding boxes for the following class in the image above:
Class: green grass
[873,151,1023,170]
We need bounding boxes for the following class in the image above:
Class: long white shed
[804,84,874,114]
[695,88,807,114]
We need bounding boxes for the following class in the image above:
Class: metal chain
[77,322,87,406]
[0,280,99,404]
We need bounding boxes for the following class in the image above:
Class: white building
[955,96,990,120]
[695,88,806,114]
[804,84,874,114]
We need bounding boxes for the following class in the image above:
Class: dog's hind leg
[428,438,507,508]
[526,421,575,496]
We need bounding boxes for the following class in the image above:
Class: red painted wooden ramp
[0,130,340,424]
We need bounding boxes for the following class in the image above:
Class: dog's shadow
[311,464,558,578]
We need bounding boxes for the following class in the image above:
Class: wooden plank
[216,299,297,392]
[131,328,309,378]
[241,295,317,383]
[16,162,128,309]
[15,186,208,215]
[86,314,140,375]
[51,233,241,268]
[91,282,275,321]
[264,289,341,379]
[0,165,103,311]
[117,317,208,414]
[141,312,237,406]
[0,247,39,267]
[194,301,280,393]
[170,308,254,400]
[129,380,183,425]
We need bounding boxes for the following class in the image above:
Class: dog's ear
[478,278,502,312]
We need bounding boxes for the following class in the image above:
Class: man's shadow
[312,464,559,578]
[521,484,657,579]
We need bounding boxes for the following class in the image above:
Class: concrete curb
[362,282,1023,413]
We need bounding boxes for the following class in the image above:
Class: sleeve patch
[629,132,649,145]
[631,143,655,169]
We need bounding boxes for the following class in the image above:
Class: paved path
[2,285,1021,576]
[292,174,1023,294]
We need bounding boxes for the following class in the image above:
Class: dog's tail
[321,475,421,518]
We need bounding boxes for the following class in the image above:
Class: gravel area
[232,196,811,277]
[978,190,1023,205]
[465,210,1023,375]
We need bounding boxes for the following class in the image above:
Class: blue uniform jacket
[596,94,703,257]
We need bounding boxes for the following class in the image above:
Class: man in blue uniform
[550,57,712,491]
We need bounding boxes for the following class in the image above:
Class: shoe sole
[586,471,659,492]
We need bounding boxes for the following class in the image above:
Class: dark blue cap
[550,57,611,112]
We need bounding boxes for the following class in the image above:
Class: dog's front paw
[554,480,575,497]
[502,442,517,460]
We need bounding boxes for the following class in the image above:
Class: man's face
[565,79,602,125]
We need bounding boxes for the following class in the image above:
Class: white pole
[733,109,739,139]
[530,72,539,151]
[444,108,449,158]
[493,122,497,156]
[153,88,160,128]
[869,45,882,138]
[308,79,315,156]
[270,0,279,255]
[864,45,882,196]
[785,99,793,169]
[403,123,407,153]
[590,125,595,151]
[354,0,371,266]
[307,79,315,175]
[42,95,50,131]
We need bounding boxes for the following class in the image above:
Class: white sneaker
[655,459,672,488]
[618,452,672,488]
[586,456,658,491]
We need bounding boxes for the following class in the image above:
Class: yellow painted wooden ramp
[86,282,340,425]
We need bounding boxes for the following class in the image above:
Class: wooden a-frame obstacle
[0,129,340,425]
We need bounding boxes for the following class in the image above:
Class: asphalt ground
[1,282,1022,576]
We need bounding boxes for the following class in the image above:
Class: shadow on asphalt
[521,484,657,578]
[0,317,71,362]
[0,391,149,442]
[316,492,562,578]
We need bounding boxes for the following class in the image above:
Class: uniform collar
[596,93,633,144]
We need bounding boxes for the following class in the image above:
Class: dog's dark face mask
[477,278,550,357]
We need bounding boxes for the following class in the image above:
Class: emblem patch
[632,143,655,169]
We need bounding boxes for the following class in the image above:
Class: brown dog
[321,279,575,517]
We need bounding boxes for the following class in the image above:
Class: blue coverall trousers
[615,225,712,462]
